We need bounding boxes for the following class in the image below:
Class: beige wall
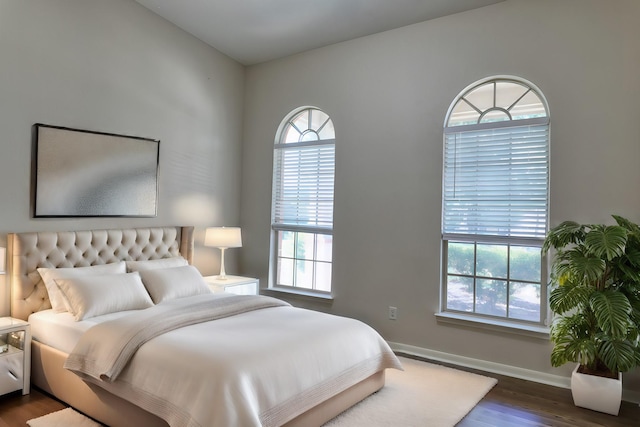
[241,0,640,396]
[0,0,245,314]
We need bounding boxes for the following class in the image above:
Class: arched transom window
[447,78,547,127]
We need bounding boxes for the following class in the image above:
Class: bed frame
[8,226,383,427]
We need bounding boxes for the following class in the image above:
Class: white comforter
[65,293,401,427]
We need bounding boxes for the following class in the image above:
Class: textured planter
[571,365,622,416]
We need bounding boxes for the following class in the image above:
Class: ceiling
[134,0,505,65]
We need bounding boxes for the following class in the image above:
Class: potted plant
[542,215,640,415]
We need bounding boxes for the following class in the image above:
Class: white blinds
[272,140,335,231]
[443,122,549,239]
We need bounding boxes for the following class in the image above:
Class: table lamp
[204,227,242,280]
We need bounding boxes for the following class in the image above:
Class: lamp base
[217,248,228,280]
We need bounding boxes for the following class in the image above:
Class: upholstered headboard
[7,226,194,321]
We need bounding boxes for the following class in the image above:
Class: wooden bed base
[32,340,384,427]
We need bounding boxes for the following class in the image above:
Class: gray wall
[2,0,639,401]
[0,0,245,314]
[241,0,640,396]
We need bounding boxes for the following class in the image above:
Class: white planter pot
[571,365,622,416]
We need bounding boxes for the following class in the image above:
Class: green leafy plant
[542,215,640,377]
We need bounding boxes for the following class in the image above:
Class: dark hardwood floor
[404,354,640,427]
[456,368,640,427]
[1,360,639,426]
[0,389,65,427]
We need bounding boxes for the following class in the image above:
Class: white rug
[27,407,102,427]
[324,356,497,427]
[28,357,496,427]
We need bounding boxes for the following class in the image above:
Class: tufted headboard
[7,226,194,321]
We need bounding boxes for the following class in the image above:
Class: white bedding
[29,309,141,353]
[34,294,402,427]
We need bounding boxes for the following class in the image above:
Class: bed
[8,226,401,427]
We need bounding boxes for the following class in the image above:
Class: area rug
[324,356,497,427]
[27,407,101,427]
[28,357,496,427]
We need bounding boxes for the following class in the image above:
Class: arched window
[271,107,335,292]
[441,76,550,326]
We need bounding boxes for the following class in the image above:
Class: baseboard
[389,342,640,405]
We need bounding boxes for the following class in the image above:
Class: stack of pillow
[37,258,212,321]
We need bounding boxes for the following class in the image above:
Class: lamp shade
[204,227,242,248]
[0,247,5,274]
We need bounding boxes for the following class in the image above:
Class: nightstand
[0,317,31,396]
[204,275,259,295]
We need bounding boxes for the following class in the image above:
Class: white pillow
[55,272,154,321]
[38,261,127,312]
[126,257,188,272]
[139,265,211,304]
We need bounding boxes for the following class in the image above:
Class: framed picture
[32,124,160,217]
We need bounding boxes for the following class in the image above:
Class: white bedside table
[0,317,31,396]
[204,275,259,296]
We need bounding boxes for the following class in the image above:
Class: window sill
[262,286,334,304]
[435,312,550,340]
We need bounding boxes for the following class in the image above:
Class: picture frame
[32,123,160,218]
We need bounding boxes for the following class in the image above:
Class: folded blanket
[65,293,290,381]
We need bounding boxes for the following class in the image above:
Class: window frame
[441,235,548,326]
[439,76,551,332]
[270,107,336,296]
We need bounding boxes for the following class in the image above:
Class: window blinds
[272,140,335,231]
[443,123,549,239]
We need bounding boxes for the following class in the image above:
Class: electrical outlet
[388,306,398,320]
